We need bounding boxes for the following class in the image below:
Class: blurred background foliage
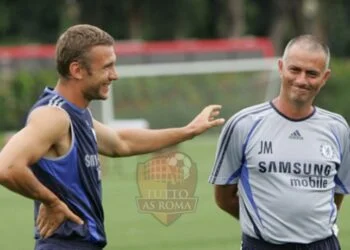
[0,0,349,56]
[0,59,349,131]
[0,0,350,131]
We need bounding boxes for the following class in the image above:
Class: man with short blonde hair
[0,24,225,250]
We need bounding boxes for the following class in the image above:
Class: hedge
[1,59,349,131]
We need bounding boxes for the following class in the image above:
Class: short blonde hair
[56,24,115,78]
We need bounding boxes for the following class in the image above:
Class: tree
[269,0,305,55]
[228,0,246,37]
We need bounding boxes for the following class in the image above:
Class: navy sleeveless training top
[30,87,106,247]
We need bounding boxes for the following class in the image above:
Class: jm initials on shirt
[258,141,273,154]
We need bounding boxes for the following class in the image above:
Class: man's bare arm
[0,107,69,205]
[214,184,239,220]
[334,193,344,211]
[95,105,225,157]
[0,107,70,204]
[0,106,83,238]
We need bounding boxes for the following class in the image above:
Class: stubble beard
[83,85,108,101]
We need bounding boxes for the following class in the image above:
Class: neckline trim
[269,101,316,122]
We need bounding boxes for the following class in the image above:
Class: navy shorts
[242,233,341,250]
[35,238,103,250]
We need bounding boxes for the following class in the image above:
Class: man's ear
[320,69,331,88]
[69,61,84,80]
[278,59,284,78]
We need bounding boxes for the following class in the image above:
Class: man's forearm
[219,197,240,220]
[334,193,344,211]
[118,127,194,156]
[0,166,59,206]
[215,184,240,220]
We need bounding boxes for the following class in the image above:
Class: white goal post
[0,38,281,129]
[96,57,280,126]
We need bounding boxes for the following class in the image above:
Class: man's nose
[110,66,119,81]
[295,72,308,84]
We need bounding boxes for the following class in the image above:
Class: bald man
[209,35,350,250]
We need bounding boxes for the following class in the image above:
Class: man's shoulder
[31,91,66,110]
[28,106,71,129]
[30,104,70,117]
[222,102,272,133]
[229,101,272,123]
[315,106,349,129]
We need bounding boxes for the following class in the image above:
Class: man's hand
[333,224,339,236]
[36,199,84,239]
[186,105,225,136]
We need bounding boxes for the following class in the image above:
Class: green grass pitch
[0,135,349,250]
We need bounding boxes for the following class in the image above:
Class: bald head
[282,35,330,70]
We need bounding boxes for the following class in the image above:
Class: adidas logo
[289,130,303,140]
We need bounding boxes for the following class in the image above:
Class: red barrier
[0,38,274,59]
